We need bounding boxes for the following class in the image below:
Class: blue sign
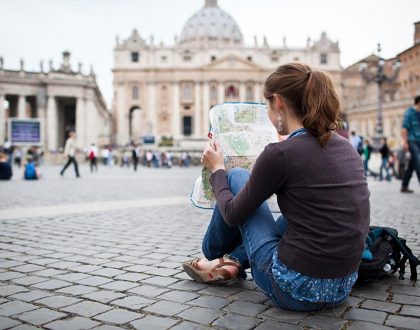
[143,135,155,144]
[9,119,42,145]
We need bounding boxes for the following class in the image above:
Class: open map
[190,102,280,212]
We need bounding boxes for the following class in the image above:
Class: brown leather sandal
[182,257,241,285]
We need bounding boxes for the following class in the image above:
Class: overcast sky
[0,0,419,106]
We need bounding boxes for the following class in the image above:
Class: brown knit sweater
[210,133,370,278]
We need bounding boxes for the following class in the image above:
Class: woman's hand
[201,140,225,173]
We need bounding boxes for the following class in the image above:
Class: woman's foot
[183,256,241,284]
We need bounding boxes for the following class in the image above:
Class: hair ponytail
[264,63,341,147]
[302,70,341,147]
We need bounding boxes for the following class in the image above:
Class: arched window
[182,83,193,100]
[225,85,238,98]
[210,85,217,103]
[132,86,139,100]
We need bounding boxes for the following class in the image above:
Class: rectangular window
[211,56,216,62]
[161,56,167,62]
[320,53,328,65]
[182,83,193,101]
[131,52,139,62]
[183,116,192,136]
[247,56,252,61]
[183,56,191,62]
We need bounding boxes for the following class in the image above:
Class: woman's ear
[272,94,284,113]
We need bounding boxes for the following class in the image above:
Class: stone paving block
[53,272,91,282]
[143,300,190,316]
[170,321,210,330]
[82,258,109,266]
[361,299,401,313]
[351,289,389,301]
[254,319,301,330]
[0,316,21,329]
[130,315,178,330]
[15,308,66,326]
[344,308,387,324]
[36,295,82,308]
[392,293,420,305]
[142,276,179,286]
[230,290,268,304]
[198,285,242,298]
[56,284,98,296]
[45,316,101,329]
[399,304,420,317]
[82,290,125,304]
[0,284,29,296]
[30,258,60,266]
[347,321,395,330]
[142,267,180,277]
[212,313,259,330]
[177,306,221,325]
[111,295,155,310]
[188,295,230,309]
[89,268,126,278]
[10,290,53,302]
[11,275,49,286]
[69,265,103,273]
[391,285,420,296]
[62,301,113,317]
[93,309,141,324]
[0,298,7,304]
[9,324,40,330]
[0,300,38,316]
[12,264,45,273]
[158,290,199,303]
[75,275,112,286]
[128,285,170,297]
[0,260,24,268]
[31,269,65,277]
[114,272,150,282]
[169,280,209,292]
[259,307,307,324]
[385,315,420,329]
[47,261,82,270]
[32,279,71,290]
[91,326,125,330]
[300,315,348,330]
[101,262,133,269]
[0,271,25,281]
[99,280,139,292]
[224,300,268,318]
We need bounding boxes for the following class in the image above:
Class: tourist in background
[132,145,139,171]
[89,143,98,172]
[350,131,363,155]
[0,153,12,180]
[401,95,420,193]
[379,137,391,181]
[24,155,40,180]
[363,139,377,178]
[60,130,80,178]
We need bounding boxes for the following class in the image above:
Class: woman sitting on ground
[183,63,370,311]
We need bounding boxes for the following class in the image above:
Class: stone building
[342,22,420,148]
[0,51,110,150]
[112,0,342,146]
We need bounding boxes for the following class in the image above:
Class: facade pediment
[203,55,264,71]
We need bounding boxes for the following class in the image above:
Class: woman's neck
[287,120,304,134]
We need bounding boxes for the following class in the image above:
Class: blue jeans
[202,168,346,311]
[379,158,391,181]
[402,141,420,188]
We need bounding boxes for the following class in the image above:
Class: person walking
[132,146,139,171]
[363,139,377,178]
[183,63,369,312]
[88,143,98,172]
[60,131,80,178]
[379,137,391,181]
[401,95,420,193]
[350,131,363,155]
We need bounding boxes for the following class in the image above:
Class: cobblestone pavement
[1,164,420,329]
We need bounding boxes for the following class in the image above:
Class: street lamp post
[359,43,401,149]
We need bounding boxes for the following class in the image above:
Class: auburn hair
[263,62,342,147]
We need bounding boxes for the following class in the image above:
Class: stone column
[147,82,157,137]
[76,97,86,149]
[218,82,224,104]
[194,82,202,138]
[0,94,5,144]
[18,95,26,118]
[254,83,260,102]
[239,82,246,102]
[202,82,210,136]
[116,83,128,145]
[37,106,47,148]
[46,96,57,151]
[85,99,97,146]
[172,83,181,139]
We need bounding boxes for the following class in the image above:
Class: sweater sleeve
[210,145,285,227]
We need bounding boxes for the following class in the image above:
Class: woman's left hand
[201,140,225,173]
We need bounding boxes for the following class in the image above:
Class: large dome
[179,0,243,47]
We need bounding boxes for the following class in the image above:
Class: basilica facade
[112,0,342,146]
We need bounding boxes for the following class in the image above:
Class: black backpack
[358,226,420,283]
